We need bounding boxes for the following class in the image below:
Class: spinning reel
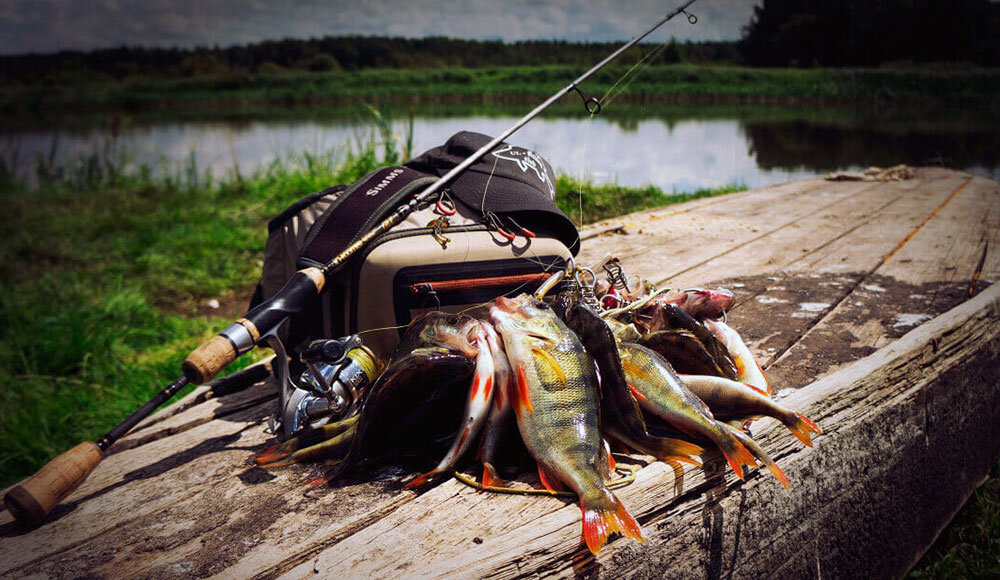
[267,335,379,437]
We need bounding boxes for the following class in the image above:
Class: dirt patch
[155,283,257,319]
[701,271,983,392]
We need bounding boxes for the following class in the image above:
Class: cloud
[0,0,757,55]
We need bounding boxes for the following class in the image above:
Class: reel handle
[3,442,103,528]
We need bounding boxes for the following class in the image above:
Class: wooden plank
[112,376,276,453]
[127,359,273,436]
[281,281,1000,580]
[0,389,419,579]
[765,172,995,389]
[0,401,274,575]
[661,168,962,289]
[625,169,971,392]
[576,179,879,280]
[978,176,1000,285]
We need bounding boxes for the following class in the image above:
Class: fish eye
[446,315,460,325]
[536,302,550,310]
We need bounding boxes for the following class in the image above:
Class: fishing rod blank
[3,0,699,528]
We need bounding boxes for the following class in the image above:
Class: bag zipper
[410,272,553,294]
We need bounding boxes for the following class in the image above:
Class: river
[3,104,998,191]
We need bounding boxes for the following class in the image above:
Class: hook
[484,211,516,240]
[570,83,602,115]
[506,215,536,238]
[435,189,457,216]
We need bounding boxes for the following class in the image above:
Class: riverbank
[0,139,744,490]
[3,64,998,120]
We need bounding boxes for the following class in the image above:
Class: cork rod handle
[182,334,237,385]
[3,442,103,528]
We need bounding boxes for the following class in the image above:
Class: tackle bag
[251,131,579,359]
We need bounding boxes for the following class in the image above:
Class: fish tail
[481,462,506,489]
[726,425,790,489]
[580,489,646,555]
[784,412,823,447]
[713,426,758,480]
[616,432,703,466]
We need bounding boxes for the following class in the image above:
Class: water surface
[4,104,998,191]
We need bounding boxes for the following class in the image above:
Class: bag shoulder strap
[298,166,436,268]
[267,184,347,235]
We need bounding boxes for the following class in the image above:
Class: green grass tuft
[908,459,1000,578]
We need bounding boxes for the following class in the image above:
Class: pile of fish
[255,271,821,556]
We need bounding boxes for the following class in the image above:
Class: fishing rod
[3,0,700,528]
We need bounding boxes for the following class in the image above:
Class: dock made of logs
[2,167,998,579]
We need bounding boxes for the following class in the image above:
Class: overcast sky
[0,0,758,56]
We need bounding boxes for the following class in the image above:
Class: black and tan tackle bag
[250,131,579,359]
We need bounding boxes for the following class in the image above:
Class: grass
[0,134,397,488]
[907,459,1000,578]
[3,64,998,121]
[555,175,745,226]
[0,129,743,489]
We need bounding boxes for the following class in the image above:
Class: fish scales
[491,294,643,555]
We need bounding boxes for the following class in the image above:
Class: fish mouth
[430,318,481,358]
[493,296,519,313]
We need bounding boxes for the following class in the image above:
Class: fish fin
[405,469,441,489]
[252,443,280,458]
[627,384,647,402]
[252,443,295,467]
[605,441,617,474]
[785,412,822,447]
[621,358,651,381]
[531,346,566,389]
[481,462,506,489]
[537,464,566,493]
[302,475,330,488]
[254,454,295,468]
[580,490,646,555]
[743,382,769,397]
[513,362,533,417]
[715,427,758,480]
[756,362,771,395]
[648,437,704,466]
[726,425,790,489]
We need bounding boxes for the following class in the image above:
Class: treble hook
[570,83,602,115]
[680,9,697,24]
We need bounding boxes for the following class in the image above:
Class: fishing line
[452,463,639,497]
[599,41,671,109]
[569,38,677,227]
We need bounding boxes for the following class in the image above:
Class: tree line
[740,0,999,67]
[0,38,736,84]
[1,0,997,85]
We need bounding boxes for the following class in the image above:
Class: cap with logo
[406,131,580,255]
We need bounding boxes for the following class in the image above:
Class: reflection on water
[3,105,998,191]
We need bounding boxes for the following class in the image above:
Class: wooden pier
[2,167,998,579]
